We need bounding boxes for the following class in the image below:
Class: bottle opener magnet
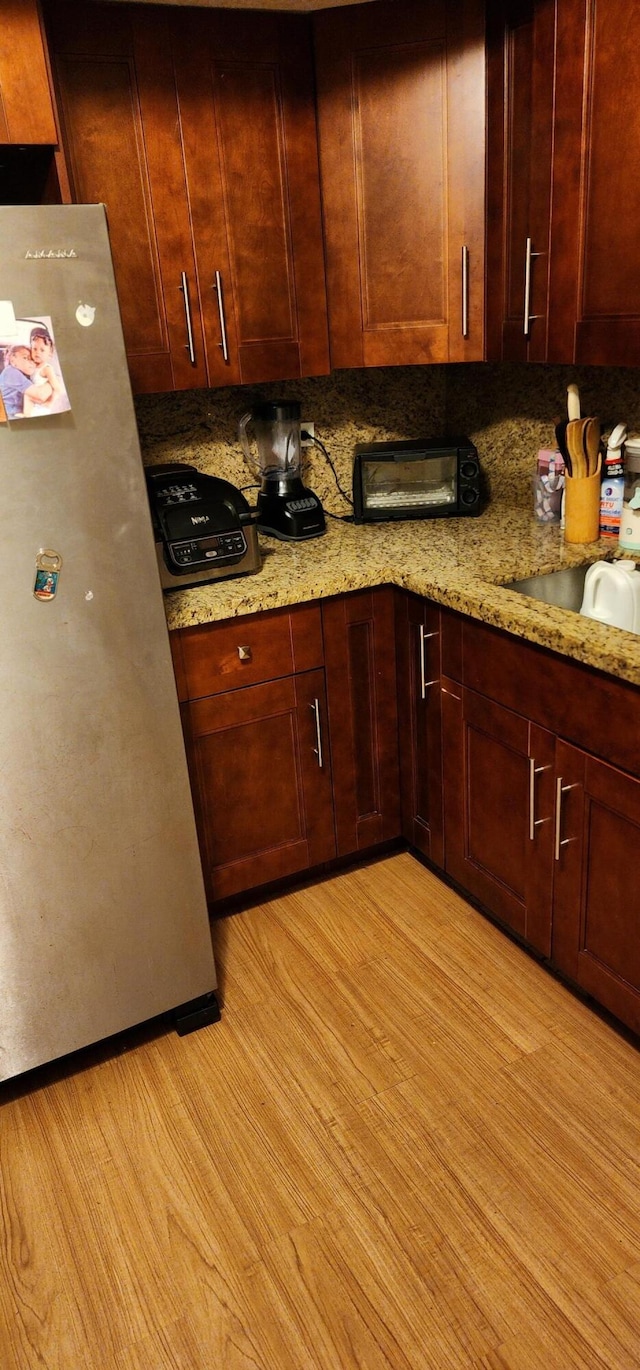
[34,550,62,601]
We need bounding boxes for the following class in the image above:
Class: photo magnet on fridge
[0,315,71,422]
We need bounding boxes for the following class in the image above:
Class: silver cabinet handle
[523,237,543,336]
[524,238,533,336]
[179,271,196,365]
[554,776,579,860]
[419,625,439,700]
[528,758,551,841]
[237,645,252,662]
[214,270,229,363]
[440,685,461,701]
[310,698,324,769]
[461,244,469,339]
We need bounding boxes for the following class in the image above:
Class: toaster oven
[352,437,483,524]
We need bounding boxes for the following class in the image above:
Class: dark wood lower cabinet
[552,741,640,1034]
[442,680,555,957]
[322,588,400,857]
[440,611,640,1033]
[184,669,335,902]
[173,592,640,1040]
[395,593,444,866]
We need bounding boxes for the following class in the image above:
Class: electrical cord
[302,431,354,514]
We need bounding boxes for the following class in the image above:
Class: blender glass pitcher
[238,401,303,485]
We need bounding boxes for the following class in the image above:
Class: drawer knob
[238,645,252,662]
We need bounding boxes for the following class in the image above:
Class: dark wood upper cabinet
[485,0,557,361]
[46,2,208,394]
[488,0,640,368]
[46,2,329,394]
[548,0,640,365]
[173,9,330,387]
[314,0,485,368]
[0,0,58,145]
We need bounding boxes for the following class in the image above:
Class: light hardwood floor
[1,852,640,1369]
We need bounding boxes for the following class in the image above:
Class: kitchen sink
[503,563,596,611]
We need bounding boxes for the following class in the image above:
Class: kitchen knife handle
[214,271,229,363]
[461,245,469,339]
[528,759,551,841]
[419,625,439,700]
[179,272,196,365]
[554,777,579,860]
[310,698,324,769]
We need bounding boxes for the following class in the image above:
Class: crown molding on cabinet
[105,0,373,9]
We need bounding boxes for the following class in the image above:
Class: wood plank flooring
[1,852,640,1368]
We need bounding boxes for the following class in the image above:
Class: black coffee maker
[238,400,325,541]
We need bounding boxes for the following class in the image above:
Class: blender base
[256,483,326,542]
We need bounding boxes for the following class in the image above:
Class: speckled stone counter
[163,503,640,688]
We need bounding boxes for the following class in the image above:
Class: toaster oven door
[360,454,457,517]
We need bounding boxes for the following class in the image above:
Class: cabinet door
[395,594,444,867]
[322,588,400,857]
[185,670,335,903]
[547,0,640,365]
[442,681,555,955]
[552,742,640,1033]
[0,0,57,144]
[173,9,329,387]
[314,0,485,368]
[46,1,208,394]
[486,0,556,361]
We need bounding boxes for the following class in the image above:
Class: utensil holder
[564,465,601,543]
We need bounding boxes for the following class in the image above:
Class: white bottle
[620,435,640,552]
[599,423,626,539]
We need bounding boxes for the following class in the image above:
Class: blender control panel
[287,495,320,512]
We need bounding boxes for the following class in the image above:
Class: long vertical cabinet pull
[554,776,579,860]
[214,270,229,363]
[310,699,324,769]
[461,245,470,339]
[418,625,439,700]
[523,238,544,337]
[528,758,551,841]
[179,272,196,364]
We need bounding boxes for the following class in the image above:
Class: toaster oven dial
[461,487,479,505]
[461,460,479,479]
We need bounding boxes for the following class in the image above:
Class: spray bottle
[599,423,627,538]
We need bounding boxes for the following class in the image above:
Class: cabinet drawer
[172,603,323,701]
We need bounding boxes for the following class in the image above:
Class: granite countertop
[163,502,640,687]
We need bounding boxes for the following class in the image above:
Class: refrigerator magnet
[34,550,62,601]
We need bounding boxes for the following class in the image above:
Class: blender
[238,400,326,541]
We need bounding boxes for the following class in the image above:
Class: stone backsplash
[446,363,640,507]
[135,366,446,517]
[135,361,640,515]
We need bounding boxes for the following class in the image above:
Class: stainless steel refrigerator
[0,204,218,1082]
